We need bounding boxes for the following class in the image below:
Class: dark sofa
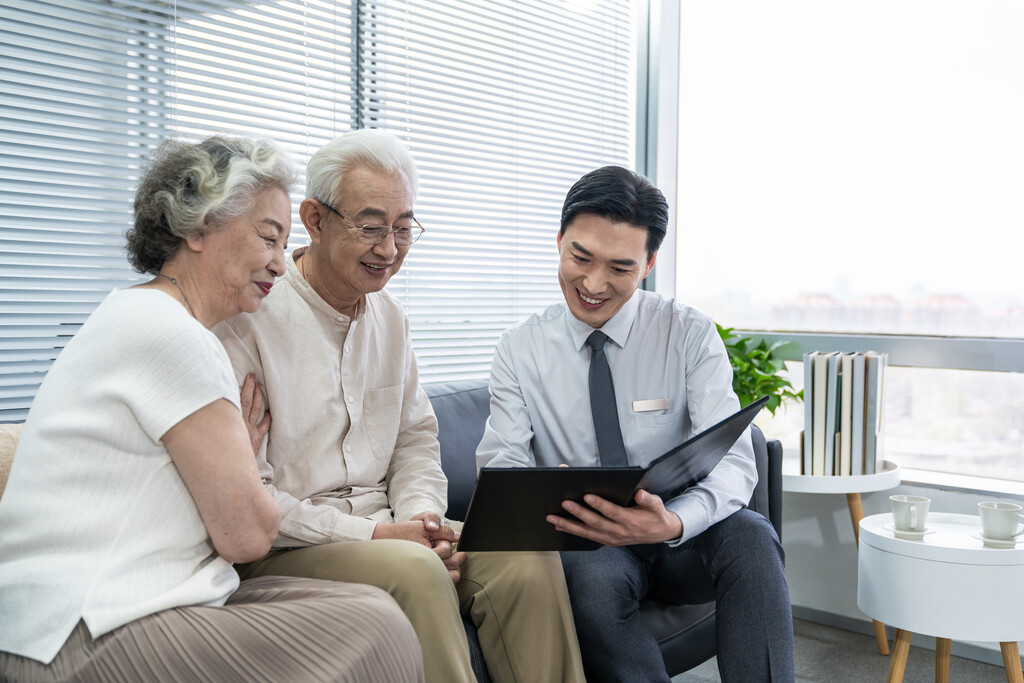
[423,379,784,680]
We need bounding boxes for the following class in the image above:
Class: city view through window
[675,1,1024,483]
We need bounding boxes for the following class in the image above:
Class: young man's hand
[546,489,683,546]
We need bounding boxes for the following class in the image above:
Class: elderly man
[476,166,795,682]
[214,129,583,683]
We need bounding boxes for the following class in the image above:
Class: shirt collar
[566,289,641,352]
[285,247,364,321]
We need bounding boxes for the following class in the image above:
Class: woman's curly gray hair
[126,135,296,274]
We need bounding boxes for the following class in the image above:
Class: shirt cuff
[393,498,445,523]
[664,511,686,547]
[329,513,377,542]
[665,495,709,545]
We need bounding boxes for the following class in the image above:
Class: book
[802,351,817,475]
[863,351,886,474]
[875,353,887,466]
[838,352,853,475]
[823,352,841,476]
[811,352,835,475]
[850,352,866,475]
[457,396,769,551]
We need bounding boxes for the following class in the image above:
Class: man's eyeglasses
[317,200,425,246]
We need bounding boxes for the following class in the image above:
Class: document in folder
[457,395,768,552]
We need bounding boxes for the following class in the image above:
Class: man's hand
[240,373,271,455]
[411,512,465,584]
[370,520,437,546]
[371,514,465,584]
[410,512,461,544]
[430,539,466,584]
[545,489,683,546]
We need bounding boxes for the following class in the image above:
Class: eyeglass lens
[357,226,423,245]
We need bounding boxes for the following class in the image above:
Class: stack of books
[801,351,887,476]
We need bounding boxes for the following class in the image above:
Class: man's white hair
[305,129,418,207]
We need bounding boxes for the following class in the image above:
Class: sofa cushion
[0,423,23,500]
[423,380,490,521]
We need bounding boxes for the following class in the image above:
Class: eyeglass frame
[316,199,425,246]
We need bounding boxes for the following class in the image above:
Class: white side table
[784,459,902,654]
[858,512,1024,683]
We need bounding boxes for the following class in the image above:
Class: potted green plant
[716,324,802,416]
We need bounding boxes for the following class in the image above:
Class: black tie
[587,331,628,467]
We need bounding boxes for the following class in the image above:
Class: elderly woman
[0,136,424,682]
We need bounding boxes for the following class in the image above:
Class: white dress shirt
[476,288,756,544]
[214,248,447,547]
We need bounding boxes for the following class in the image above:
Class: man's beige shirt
[214,248,447,546]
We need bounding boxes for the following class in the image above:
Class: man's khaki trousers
[239,537,585,683]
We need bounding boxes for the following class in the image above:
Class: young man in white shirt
[476,165,795,683]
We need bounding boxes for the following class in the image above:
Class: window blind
[2,0,170,421]
[0,0,638,421]
[363,0,637,379]
[0,0,355,421]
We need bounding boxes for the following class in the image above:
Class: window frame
[743,332,1024,374]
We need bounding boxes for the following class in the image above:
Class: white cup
[890,494,930,533]
[978,501,1024,541]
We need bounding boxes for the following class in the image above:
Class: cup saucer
[882,522,935,540]
[971,531,1023,549]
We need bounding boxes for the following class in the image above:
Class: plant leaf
[716,322,802,415]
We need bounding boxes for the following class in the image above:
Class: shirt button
[347,396,354,403]
[344,444,352,453]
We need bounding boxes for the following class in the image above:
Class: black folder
[457,395,768,552]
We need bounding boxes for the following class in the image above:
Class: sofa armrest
[747,424,783,538]
[766,437,783,540]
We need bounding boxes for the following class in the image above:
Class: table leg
[846,492,890,656]
[887,629,912,683]
[935,637,951,683]
[872,620,891,657]
[1000,642,1023,683]
[846,492,864,543]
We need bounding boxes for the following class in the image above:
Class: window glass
[675,1,1024,338]
[676,1,1024,481]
